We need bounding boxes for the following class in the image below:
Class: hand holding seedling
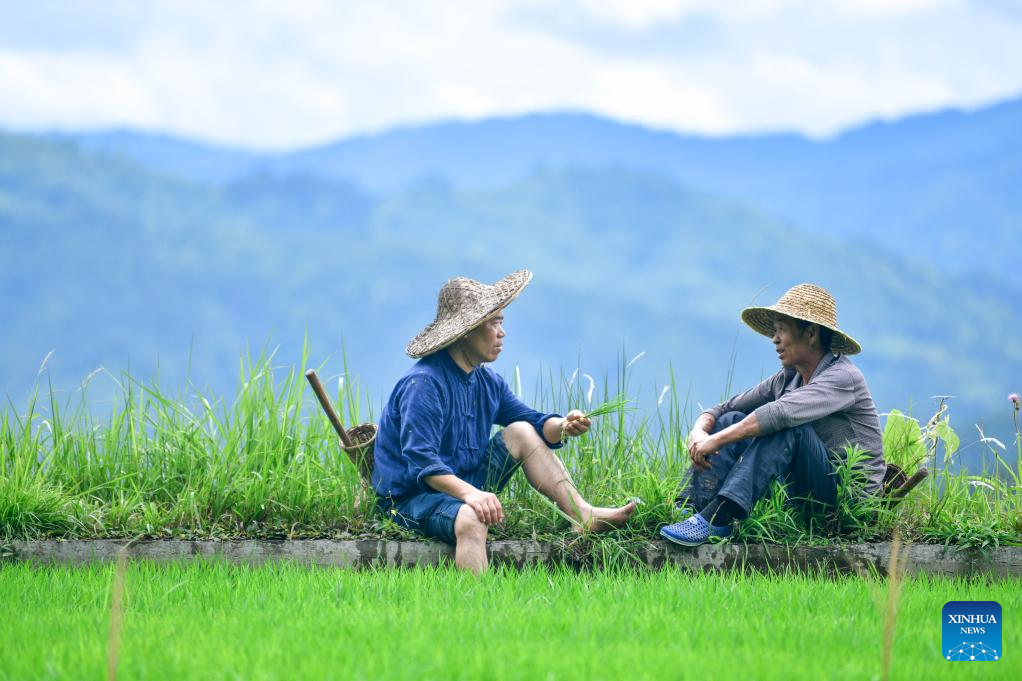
[560,410,591,438]
[554,395,632,441]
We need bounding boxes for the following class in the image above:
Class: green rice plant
[581,393,633,420]
[2,562,1019,681]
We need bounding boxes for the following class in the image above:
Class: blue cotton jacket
[372,350,562,499]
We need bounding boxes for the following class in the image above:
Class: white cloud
[828,0,952,17]
[0,0,1018,148]
[567,0,950,29]
[574,0,707,30]
[571,0,806,29]
[586,61,737,132]
[0,50,155,128]
[742,53,958,134]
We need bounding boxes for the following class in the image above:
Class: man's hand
[561,410,591,438]
[687,427,710,451]
[686,412,758,471]
[464,490,505,525]
[688,434,722,471]
[425,475,505,525]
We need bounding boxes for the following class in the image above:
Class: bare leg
[454,504,489,573]
[502,422,636,532]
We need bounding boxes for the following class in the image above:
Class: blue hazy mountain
[59,129,260,184]
[60,97,1022,276]
[2,126,1020,451]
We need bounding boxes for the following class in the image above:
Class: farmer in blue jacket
[662,283,887,546]
[373,269,635,572]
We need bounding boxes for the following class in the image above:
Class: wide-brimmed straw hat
[405,269,532,359]
[740,283,861,355]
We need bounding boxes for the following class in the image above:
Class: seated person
[662,283,887,546]
[373,269,635,572]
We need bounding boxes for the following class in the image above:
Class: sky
[1,0,1021,150]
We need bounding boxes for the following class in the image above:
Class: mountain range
[4,96,1021,456]
[66,97,1022,275]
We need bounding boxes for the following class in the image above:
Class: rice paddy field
[2,353,1020,680]
[1,561,1018,680]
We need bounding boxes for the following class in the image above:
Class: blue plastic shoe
[660,514,732,546]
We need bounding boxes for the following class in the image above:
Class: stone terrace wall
[4,540,1020,578]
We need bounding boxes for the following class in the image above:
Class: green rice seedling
[2,562,1019,680]
[581,393,633,420]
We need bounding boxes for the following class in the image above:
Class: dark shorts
[376,430,519,545]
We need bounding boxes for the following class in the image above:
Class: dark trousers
[677,411,839,520]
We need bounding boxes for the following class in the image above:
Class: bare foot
[572,501,638,534]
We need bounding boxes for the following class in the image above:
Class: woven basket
[341,422,377,482]
[882,462,908,493]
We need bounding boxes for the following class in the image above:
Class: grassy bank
[2,561,1018,680]
[2,350,1019,548]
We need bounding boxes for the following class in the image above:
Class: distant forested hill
[3,120,1020,447]
[64,97,1022,276]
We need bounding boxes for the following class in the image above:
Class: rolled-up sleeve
[397,377,454,487]
[704,374,781,422]
[753,372,856,434]
[495,376,564,449]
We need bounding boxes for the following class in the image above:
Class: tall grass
[1,347,1019,550]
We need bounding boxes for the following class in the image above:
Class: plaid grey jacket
[704,353,887,495]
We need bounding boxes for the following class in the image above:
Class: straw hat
[405,269,532,359]
[740,283,861,355]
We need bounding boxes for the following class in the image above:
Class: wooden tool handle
[305,369,355,448]
[892,468,929,500]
